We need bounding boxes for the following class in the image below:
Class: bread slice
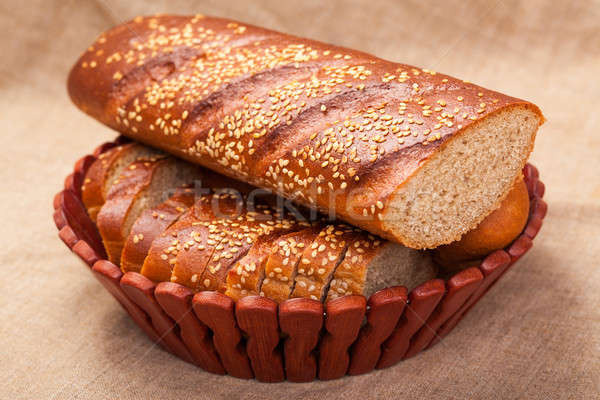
[223,233,282,301]
[291,224,357,301]
[141,192,239,284]
[259,227,321,303]
[326,234,437,302]
[169,193,245,289]
[96,156,203,264]
[81,143,162,221]
[139,211,197,283]
[120,186,195,273]
[199,206,301,292]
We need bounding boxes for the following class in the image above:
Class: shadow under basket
[54,138,547,383]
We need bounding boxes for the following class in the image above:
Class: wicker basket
[53,138,547,382]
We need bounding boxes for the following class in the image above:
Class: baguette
[68,14,544,249]
[96,156,203,264]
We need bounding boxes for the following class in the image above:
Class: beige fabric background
[1,0,599,398]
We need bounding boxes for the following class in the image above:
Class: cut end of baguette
[382,104,541,249]
[363,244,437,298]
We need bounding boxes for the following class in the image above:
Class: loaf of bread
[68,14,543,249]
[86,144,437,302]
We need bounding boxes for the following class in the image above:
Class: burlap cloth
[2,0,598,398]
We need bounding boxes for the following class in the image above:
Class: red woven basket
[53,138,547,382]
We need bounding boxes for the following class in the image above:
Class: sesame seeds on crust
[291,224,357,301]
[199,205,300,292]
[326,234,382,301]
[72,15,512,234]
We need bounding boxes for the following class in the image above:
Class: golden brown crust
[326,233,383,301]
[291,224,358,301]
[199,207,301,292]
[120,186,195,273]
[68,14,543,247]
[169,193,244,289]
[260,227,321,303]
[140,212,197,283]
[141,193,239,284]
[224,234,281,301]
[434,177,530,271]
